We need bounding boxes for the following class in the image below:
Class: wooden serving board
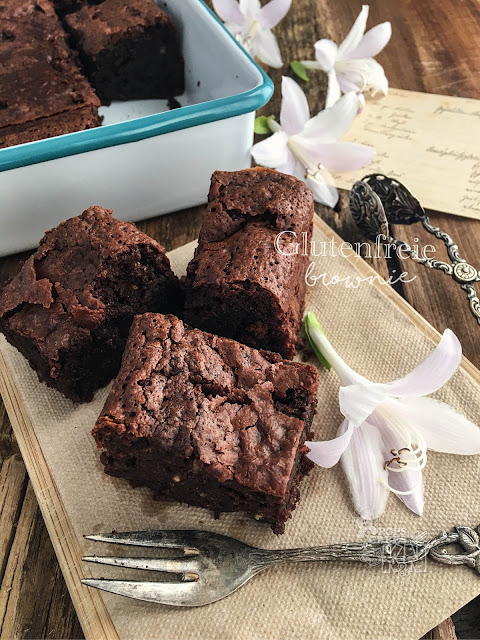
[0,215,479,640]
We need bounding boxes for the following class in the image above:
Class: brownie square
[0,207,181,402]
[184,168,315,359]
[93,313,319,534]
[0,0,101,149]
[63,0,184,103]
[53,0,103,17]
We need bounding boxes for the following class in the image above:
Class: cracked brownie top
[0,0,100,130]
[94,313,319,498]
[196,167,314,248]
[0,207,177,362]
[184,168,314,359]
[63,0,177,55]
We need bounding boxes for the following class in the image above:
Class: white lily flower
[213,0,291,68]
[251,77,375,207]
[302,5,392,108]
[304,312,480,520]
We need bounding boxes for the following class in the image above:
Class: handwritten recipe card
[333,88,480,221]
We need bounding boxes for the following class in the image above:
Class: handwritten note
[332,88,480,221]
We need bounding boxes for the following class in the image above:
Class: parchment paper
[332,88,480,221]
[1,222,479,640]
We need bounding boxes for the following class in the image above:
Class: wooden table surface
[1,0,479,638]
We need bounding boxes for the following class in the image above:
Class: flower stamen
[238,20,259,49]
[305,164,325,182]
[383,449,409,470]
[382,445,427,494]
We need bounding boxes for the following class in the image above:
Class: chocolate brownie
[53,0,103,17]
[0,0,101,149]
[184,168,314,360]
[0,208,181,402]
[62,0,184,103]
[93,313,319,534]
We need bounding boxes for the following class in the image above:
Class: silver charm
[350,174,480,324]
[429,525,480,574]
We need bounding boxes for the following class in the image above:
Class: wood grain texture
[422,618,458,640]
[0,0,479,638]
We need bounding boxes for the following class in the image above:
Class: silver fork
[81,526,480,607]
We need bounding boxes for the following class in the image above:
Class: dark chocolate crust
[0,207,181,402]
[184,168,314,359]
[53,0,105,17]
[93,313,319,534]
[0,0,102,149]
[0,0,184,148]
[63,0,184,103]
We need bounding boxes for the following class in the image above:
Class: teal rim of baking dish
[0,1,273,173]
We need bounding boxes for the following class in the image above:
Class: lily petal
[313,39,338,72]
[239,0,260,19]
[306,419,354,468]
[337,73,363,94]
[280,77,310,135]
[364,58,389,96]
[212,0,245,25]
[253,28,283,67]
[325,69,342,108]
[224,21,244,36]
[251,131,289,167]
[301,92,359,144]
[389,329,462,397]
[339,382,390,427]
[357,93,366,114]
[341,420,389,520]
[387,465,424,515]
[376,417,424,515]
[347,22,392,59]
[336,57,388,96]
[258,0,291,29]
[306,169,339,208]
[299,140,375,172]
[396,397,480,455]
[277,149,305,181]
[337,5,369,58]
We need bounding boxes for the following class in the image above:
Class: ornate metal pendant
[350,174,480,324]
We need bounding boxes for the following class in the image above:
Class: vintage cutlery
[81,525,480,607]
[349,174,480,324]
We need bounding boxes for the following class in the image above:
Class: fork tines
[84,529,201,555]
[81,530,203,605]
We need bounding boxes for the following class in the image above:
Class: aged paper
[333,88,480,221]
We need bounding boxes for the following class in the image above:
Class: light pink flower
[251,77,375,207]
[213,0,291,68]
[304,312,480,520]
[303,5,392,107]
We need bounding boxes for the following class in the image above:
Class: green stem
[303,312,365,386]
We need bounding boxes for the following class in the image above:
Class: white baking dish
[0,0,273,256]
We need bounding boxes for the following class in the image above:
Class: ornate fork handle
[350,175,480,324]
[252,526,480,574]
[389,238,453,274]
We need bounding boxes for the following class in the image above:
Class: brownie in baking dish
[93,313,319,534]
[0,0,101,149]
[0,207,180,402]
[184,168,314,360]
[53,0,103,17]
[62,0,184,103]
